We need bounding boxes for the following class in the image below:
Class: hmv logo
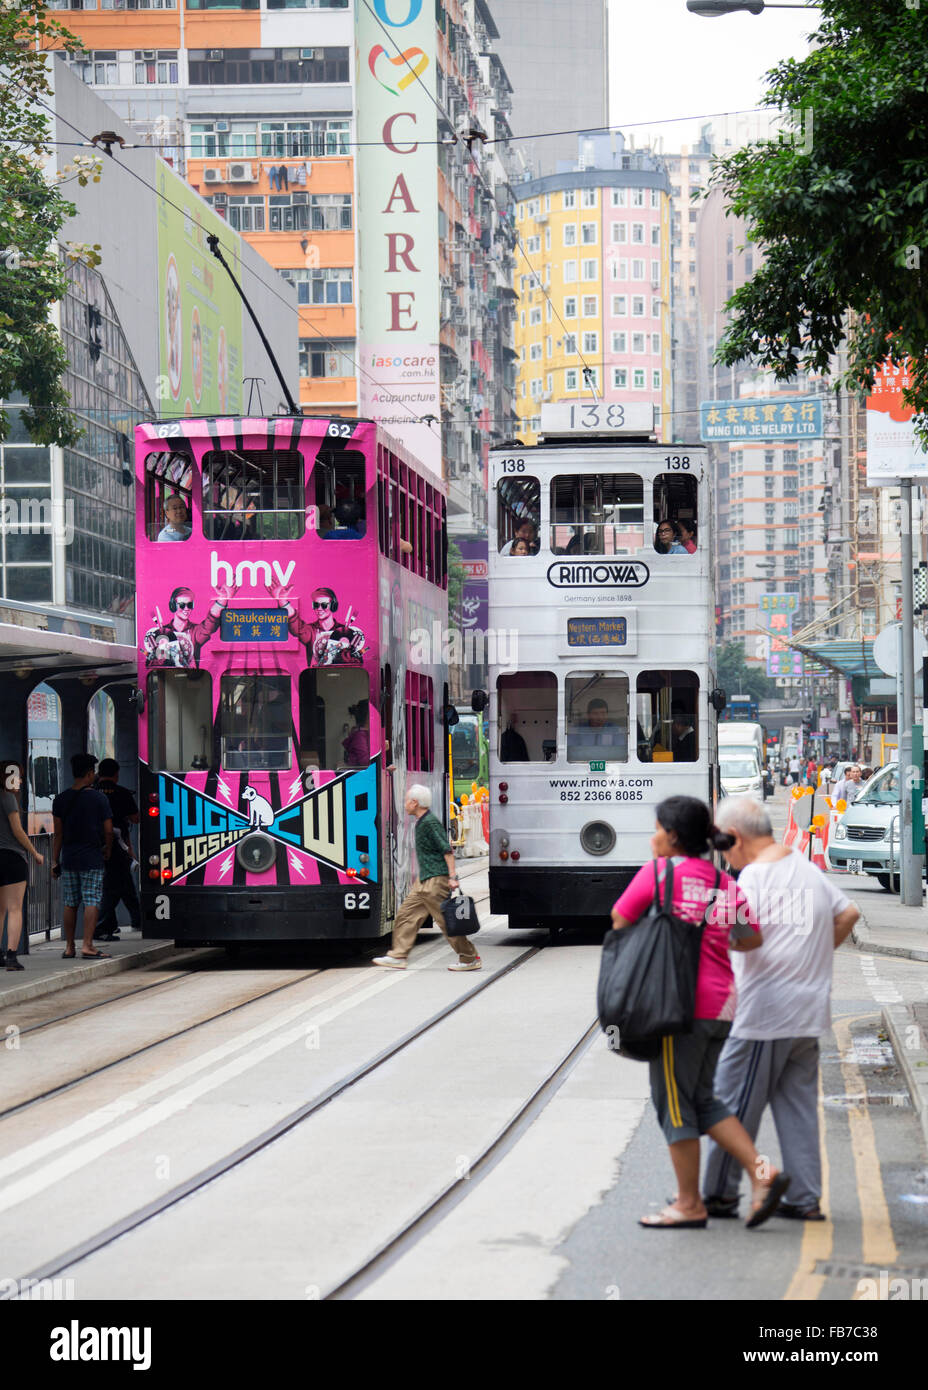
[210,553,296,589]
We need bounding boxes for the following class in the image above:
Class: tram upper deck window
[314,449,367,539]
[202,449,304,541]
[653,473,698,554]
[497,673,557,761]
[497,477,540,554]
[550,475,643,555]
[636,670,699,763]
[565,673,629,763]
[147,670,213,772]
[145,451,195,543]
[299,668,370,773]
[220,674,291,771]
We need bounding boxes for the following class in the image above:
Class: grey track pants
[703,1035,821,1210]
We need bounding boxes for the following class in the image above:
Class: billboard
[456,536,488,635]
[356,0,441,473]
[866,360,928,484]
[700,397,823,442]
[156,161,243,416]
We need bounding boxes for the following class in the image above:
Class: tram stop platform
[0,928,181,1010]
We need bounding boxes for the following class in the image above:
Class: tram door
[381,665,396,920]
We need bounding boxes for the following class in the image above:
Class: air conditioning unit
[452,306,467,323]
[227,162,256,183]
[207,50,223,61]
[215,119,230,133]
[203,167,224,183]
[300,48,324,59]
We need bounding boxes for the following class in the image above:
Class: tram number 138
[343,891,371,917]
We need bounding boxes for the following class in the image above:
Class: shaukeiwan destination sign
[699,397,823,442]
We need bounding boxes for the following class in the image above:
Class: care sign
[356,0,441,473]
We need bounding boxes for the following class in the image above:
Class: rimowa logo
[546,560,650,589]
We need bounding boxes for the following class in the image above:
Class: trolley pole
[899,480,925,905]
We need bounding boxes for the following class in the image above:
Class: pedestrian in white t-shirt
[703,797,859,1221]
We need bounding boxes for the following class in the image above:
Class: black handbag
[597,860,720,1061]
[440,889,481,936]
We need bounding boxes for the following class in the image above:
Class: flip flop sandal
[746,1173,791,1229]
[81,950,111,959]
[639,1206,708,1229]
[775,1202,826,1221]
[61,951,76,959]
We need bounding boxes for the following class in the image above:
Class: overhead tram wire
[357,0,597,386]
[23,89,437,432]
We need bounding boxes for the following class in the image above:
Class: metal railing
[27,833,60,942]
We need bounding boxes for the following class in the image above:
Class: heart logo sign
[368,44,429,95]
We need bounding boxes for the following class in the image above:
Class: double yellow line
[784,1014,898,1301]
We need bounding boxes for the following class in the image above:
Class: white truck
[782,725,802,764]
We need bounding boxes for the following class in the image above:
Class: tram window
[565,674,629,763]
[314,450,367,539]
[497,477,540,554]
[203,450,304,541]
[405,671,434,772]
[147,671,213,772]
[550,475,643,556]
[636,671,699,763]
[497,672,557,762]
[220,674,291,771]
[145,451,194,543]
[653,473,698,554]
[299,668,370,772]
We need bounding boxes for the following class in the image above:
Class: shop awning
[788,638,882,681]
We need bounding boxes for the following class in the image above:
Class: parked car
[720,753,765,800]
[826,762,915,890]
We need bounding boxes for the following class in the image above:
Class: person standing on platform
[372,785,480,972]
[95,758,141,941]
[52,754,113,960]
[0,762,44,971]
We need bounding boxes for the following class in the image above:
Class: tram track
[0,877,493,1124]
[9,914,539,1294]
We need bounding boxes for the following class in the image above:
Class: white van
[719,721,765,769]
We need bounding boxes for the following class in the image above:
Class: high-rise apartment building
[491,0,607,177]
[512,133,671,445]
[51,0,518,534]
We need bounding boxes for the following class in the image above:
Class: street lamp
[686,1,818,13]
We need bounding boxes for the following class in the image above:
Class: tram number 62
[343,891,371,915]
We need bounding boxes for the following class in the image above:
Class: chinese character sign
[700,397,823,441]
[865,359,928,484]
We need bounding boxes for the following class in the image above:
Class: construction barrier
[782,787,803,847]
[457,799,489,858]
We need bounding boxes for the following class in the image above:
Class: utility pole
[899,479,925,905]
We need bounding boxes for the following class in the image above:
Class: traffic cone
[809,815,828,871]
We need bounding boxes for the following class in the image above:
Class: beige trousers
[388,876,479,961]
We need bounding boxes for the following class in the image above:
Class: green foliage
[711,1,928,439]
[0,2,100,446]
[447,538,466,620]
[715,641,776,705]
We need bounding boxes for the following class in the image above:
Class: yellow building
[513,135,672,443]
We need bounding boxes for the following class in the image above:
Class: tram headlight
[580,821,616,857]
[148,855,159,866]
[235,833,276,874]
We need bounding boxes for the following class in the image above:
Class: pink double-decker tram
[135,415,448,945]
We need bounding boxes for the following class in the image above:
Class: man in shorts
[52,753,114,960]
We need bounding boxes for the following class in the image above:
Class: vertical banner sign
[356,0,441,474]
[866,359,928,485]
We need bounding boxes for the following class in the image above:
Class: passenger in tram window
[157,495,191,543]
[316,504,335,536]
[342,699,370,766]
[654,520,686,554]
[670,703,697,761]
[564,528,597,555]
[323,501,366,539]
[500,519,538,556]
[499,719,530,761]
[677,517,697,554]
[510,538,531,556]
[568,699,626,759]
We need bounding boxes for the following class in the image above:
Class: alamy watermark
[0,497,74,545]
[409,622,518,672]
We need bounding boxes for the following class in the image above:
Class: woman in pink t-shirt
[611,795,791,1229]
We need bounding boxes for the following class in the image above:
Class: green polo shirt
[415,810,451,881]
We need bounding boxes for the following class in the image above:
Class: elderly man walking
[372,785,481,972]
[703,797,859,1220]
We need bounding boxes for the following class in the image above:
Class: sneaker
[5,950,23,972]
[448,956,481,971]
[371,955,406,969]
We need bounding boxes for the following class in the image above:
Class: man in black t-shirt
[95,759,141,940]
[52,753,113,959]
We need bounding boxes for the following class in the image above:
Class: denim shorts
[62,868,104,908]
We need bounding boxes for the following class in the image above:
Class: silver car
[827,763,902,890]
[720,754,765,800]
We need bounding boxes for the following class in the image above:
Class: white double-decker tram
[486,403,723,930]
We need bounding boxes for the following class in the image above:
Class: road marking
[0,944,446,1213]
[783,1070,832,1301]
[832,1015,898,1272]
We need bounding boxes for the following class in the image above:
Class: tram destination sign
[547,560,649,588]
[540,402,655,436]
[567,617,629,647]
[220,608,289,642]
